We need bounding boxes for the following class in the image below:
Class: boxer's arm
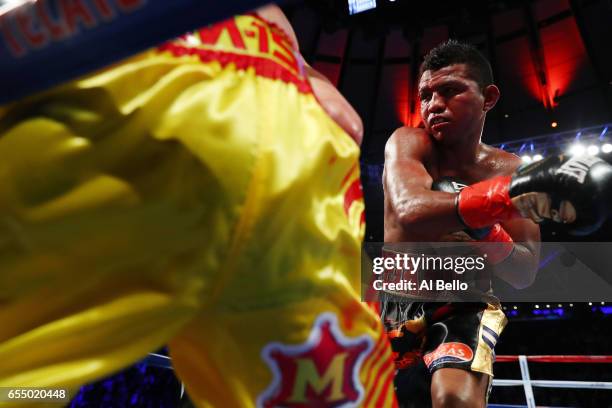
[257,5,363,144]
[493,217,540,288]
[471,154,540,288]
[490,156,541,288]
[305,66,364,144]
[430,171,540,288]
[384,127,465,241]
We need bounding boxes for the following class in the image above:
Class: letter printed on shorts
[258,313,374,408]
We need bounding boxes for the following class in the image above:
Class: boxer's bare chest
[425,146,510,184]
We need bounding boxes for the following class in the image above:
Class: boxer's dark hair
[420,40,493,91]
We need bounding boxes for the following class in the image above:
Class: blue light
[500,144,506,150]
[518,143,527,153]
[539,249,562,270]
[600,126,608,140]
[575,131,582,140]
[553,308,564,316]
[600,306,612,315]
[530,142,534,151]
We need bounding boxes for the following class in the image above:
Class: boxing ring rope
[495,355,612,363]
[143,353,612,407]
[490,355,612,408]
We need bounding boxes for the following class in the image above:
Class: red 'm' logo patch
[258,313,373,408]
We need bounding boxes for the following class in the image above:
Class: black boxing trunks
[382,302,506,406]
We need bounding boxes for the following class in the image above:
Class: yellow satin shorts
[0,14,395,408]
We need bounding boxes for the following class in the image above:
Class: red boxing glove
[457,175,521,229]
[477,224,514,265]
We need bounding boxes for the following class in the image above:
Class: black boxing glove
[509,154,612,235]
[431,177,492,240]
[456,155,612,236]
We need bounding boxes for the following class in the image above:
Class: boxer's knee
[431,368,487,408]
[431,387,474,408]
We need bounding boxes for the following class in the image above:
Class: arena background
[289,2,612,406]
[2,0,609,406]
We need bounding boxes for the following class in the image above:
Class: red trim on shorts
[363,328,394,389]
[247,11,299,51]
[340,162,358,187]
[157,14,312,94]
[343,179,363,216]
[158,42,312,94]
[364,351,396,406]
[367,301,381,315]
[375,365,397,407]
[430,303,456,321]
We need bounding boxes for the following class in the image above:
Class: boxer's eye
[419,92,432,102]
[440,86,458,97]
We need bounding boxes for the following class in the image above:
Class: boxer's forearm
[493,243,539,289]
[492,218,541,289]
[391,190,467,241]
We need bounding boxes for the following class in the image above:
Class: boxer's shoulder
[386,127,433,162]
[478,143,522,177]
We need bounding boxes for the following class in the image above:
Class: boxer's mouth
[430,116,450,131]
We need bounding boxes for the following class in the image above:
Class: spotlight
[535,304,540,309]
[513,306,518,310]
[602,143,612,154]
[546,304,550,308]
[587,145,599,155]
[533,154,543,161]
[589,302,593,306]
[348,0,377,14]
[521,155,532,163]
[570,303,573,307]
[558,304,562,307]
[568,143,585,156]
[551,121,558,128]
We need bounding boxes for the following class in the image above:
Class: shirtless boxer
[0,5,396,407]
[383,40,611,407]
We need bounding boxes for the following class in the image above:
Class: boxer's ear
[483,84,500,112]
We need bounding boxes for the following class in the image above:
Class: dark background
[284,0,612,244]
[282,2,611,406]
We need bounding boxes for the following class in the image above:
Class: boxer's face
[418,64,488,144]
